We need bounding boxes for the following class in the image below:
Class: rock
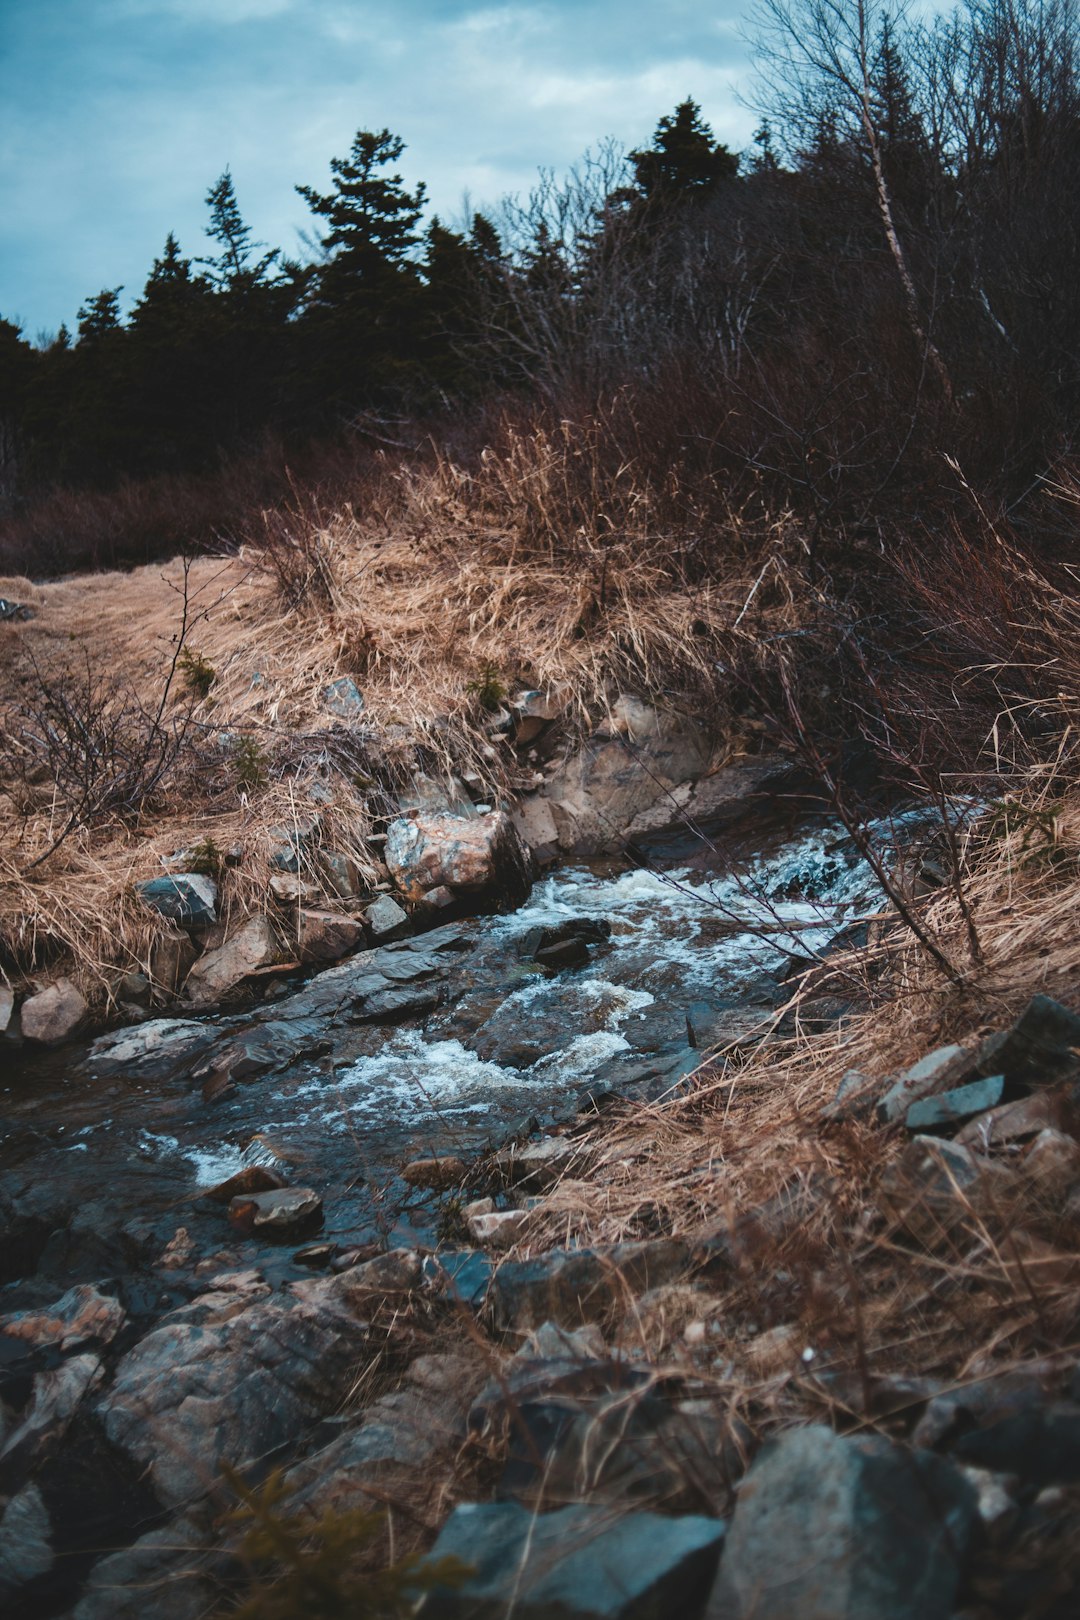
[0,596,33,621]
[708,1424,977,1620]
[183,915,277,1004]
[328,1247,422,1299]
[488,1238,690,1331]
[228,1186,322,1235]
[0,984,14,1034]
[321,850,362,898]
[417,1502,725,1619]
[199,1165,286,1203]
[20,977,88,1045]
[322,675,365,718]
[951,1401,1080,1485]
[511,796,561,866]
[417,883,458,914]
[72,1515,218,1620]
[295,908,363,964]
[906,1074,1005,1131]
[384,809,532,906]
[495,1136,579,1188]
[1022,1127,1080,1199]
[116,969,152,1006]
[0,1483,53,1600]
[511,689,561,746]
[877,1136,1017,1248]
[401,1156,468,1190]
[136,873,218,926]
[956,1087,1072,1147]
[149,928,198,996]
[82,1017,216,1080]
[977,993,1080,1087]
[467,1208,532,1249]
[266,817,318,874]
[822,1069,885,1123]
[364,894,410,941]
[876,1045,977,1125]
[0,1353,103,1470]
[192,1017,331,1091]
[0,1283,125,1352]
[268,872,320,904]
[100,1272,372,1508]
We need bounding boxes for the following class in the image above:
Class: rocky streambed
[1,810,1023,1618]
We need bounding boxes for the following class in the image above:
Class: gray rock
[364,893,410,941]
[136,873,218,926]
[417,1502,725,1619]
[191,1017,332,1089]
[321,849,362,898]
[385,809,532,906]
[100,1272,372,1508]
[322,675,365,718]
[876,1045,976,1125]
[708,1424,977,1620]
[0,1283,125,1352]
[149,928,198,996]
[0,1353,103,1470]
[511,689,561,746]
[20,976,88,1045]
[72,1515,218,1620]
[977,993,1080,1086]
[267,818,318,874]
[82,1017,217,1080]
[877,1135,1017,1248]
[906,1073,1005,1131]
[0,597,33,621]
[183,915,278,1004]
[228,1186,322,1234]
[951,1401,1080,1484]
[116,970,152,1006]
[260,925,471,1027]
[0,1483,52,1599]
[0,984,13,1034]
[822,1069,885,1122]
[488,1238,690,1331]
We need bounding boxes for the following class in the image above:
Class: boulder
[977,993,1080,1086]
[100,1272,373,1508]
[876,1045,977,1125]
[510,795,561,866]
[385,809,532,906]
[0,1283,125,1352]
[364,894,410,941]
[467,1208,532,1250]
[136,874,218,926]
[268,872,320,904]
[488,1238,690,1331]
[296,908,364,963]
[183,915,277,1005]
[417,1502,725,1620]
[401,1156,468,1190]
[708,1424,977,1620]
[0,1483,53,1601]
[266,818,318,874]
[72,1515,219,1620]
[82,1017,217,1081]
[320,850,362,898]
[192,1017,331,1091]
[149,928,198,996]
[20,978,87,1045]
[322,675,364,718]
[511,689,561,746]
[0,984,13,1034]
[1,1354,103,1471]
[877,1136,1017,1249]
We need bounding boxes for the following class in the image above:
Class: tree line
[1,0,1078,545]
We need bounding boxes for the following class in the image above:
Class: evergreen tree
[630,100,739,199]
[76,287,124,343]
[201,169,278,292]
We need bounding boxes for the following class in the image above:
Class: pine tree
[76,287,124,343]
[201,169,278,292]
[630,100,739,200]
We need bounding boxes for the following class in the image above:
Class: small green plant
[222,1465,469,1619]
[233,735,269,790]
[179,647,217,699]
[465,662,506,713]
[187,836,225,877]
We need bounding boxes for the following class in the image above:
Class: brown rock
[199,1165,286,1204]
[384,808,532,904]
[878,1136,1017,1249]
[467,1208,532,1249]
[0,1284,125,1352]
[956,1088,1069,1147]
[1021,1128,1080,1202]
[296,909,364,964]
[401,1156,468,1190]
[0,984,14,1034]
[149,929,198,997]
[228,1186,322,1235]
[269,873,320,905]
[184,915,278,1005]
[21,978,87,1045]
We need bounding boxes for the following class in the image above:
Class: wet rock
[708,1424,977,1620]
[322,675,365,717]
[877,1135,1017,1248]
[906,1074,1005,1132]
[136,873,218,926]
[82,1017,216,1081]
[0,985,14,1034]
[71,1514,220,1620]
[511,689,561,746]
[263,925,470,1027]
[149,928,198,997]
[183,915,278,1004]
[417,1501,725,1619]
[424,1250,494,1307]
[488,1237,690,1331]
[100,1272,372,1508]
[0,1283,125,1352]
[401,1155,468,1190]
[876,1045,977,1125]
[0,1483,53,1600]
[295,908,363,963]
[364,893,410,941]
[385,809,532,906]
[328,1247,422,1299]
[977,993,1080,1087]
[155,1228,197,1270]
[20,978,88,1045]
[495,1136,579,1188]
[0,1353,103,1470]
[511,796,561,866]
[192,1016,332,1091]
[228,1186,322,1235]
[199,1165,286,1203]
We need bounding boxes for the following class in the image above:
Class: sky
[0,0,756,340]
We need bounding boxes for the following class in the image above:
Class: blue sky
[0,0,754,340]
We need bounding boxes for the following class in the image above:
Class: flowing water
[0,813,931,1300]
